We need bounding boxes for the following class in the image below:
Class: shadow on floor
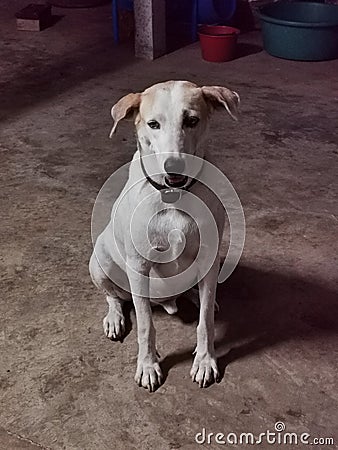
[235,42,262,59]
[161,264,338,383]
[47,14,65,28]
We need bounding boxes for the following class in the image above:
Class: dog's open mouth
[164,175,188,188]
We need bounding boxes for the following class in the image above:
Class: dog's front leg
[191,258,220,387]
[126,260,163,392]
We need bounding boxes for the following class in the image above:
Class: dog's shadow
[161,264,338,383]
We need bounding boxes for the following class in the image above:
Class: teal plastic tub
[259,1,338,61]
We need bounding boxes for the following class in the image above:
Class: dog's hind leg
[160,298,178,314]
[89,252,129,340]
[151,297,178,315]
[103,295,126,340]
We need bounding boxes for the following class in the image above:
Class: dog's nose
[164,157,185,175]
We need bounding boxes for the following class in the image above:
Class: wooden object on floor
[15,4,52,31]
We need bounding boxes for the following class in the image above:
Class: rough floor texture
[1,2,337,450]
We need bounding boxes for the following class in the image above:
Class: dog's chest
[148,208,198,255]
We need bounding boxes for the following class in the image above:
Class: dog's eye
[147,120,160,130]
[183,116,200,128]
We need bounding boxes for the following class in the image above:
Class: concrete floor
[1,2,338,449]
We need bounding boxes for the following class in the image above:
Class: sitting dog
[89,81,239,391]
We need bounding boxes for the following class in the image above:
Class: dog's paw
[190,353,219,388]
[103,311,125,340]
[135,359,163,392]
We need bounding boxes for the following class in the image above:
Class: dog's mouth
[164,175,188,188]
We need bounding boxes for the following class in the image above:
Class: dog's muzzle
[140,155,201,204]
[164,157,187,188]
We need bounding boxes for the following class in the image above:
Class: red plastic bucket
[198,25,240,62]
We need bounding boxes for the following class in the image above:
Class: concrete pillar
[134,0,166,60]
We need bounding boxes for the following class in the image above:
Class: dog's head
[110,81,239,188]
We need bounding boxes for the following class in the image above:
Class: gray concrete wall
[134,0,166,59]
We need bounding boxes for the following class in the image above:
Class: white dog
[89,81,239,391]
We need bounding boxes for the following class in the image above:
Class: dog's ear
[110,93,141,137]
[201,86,240,121]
